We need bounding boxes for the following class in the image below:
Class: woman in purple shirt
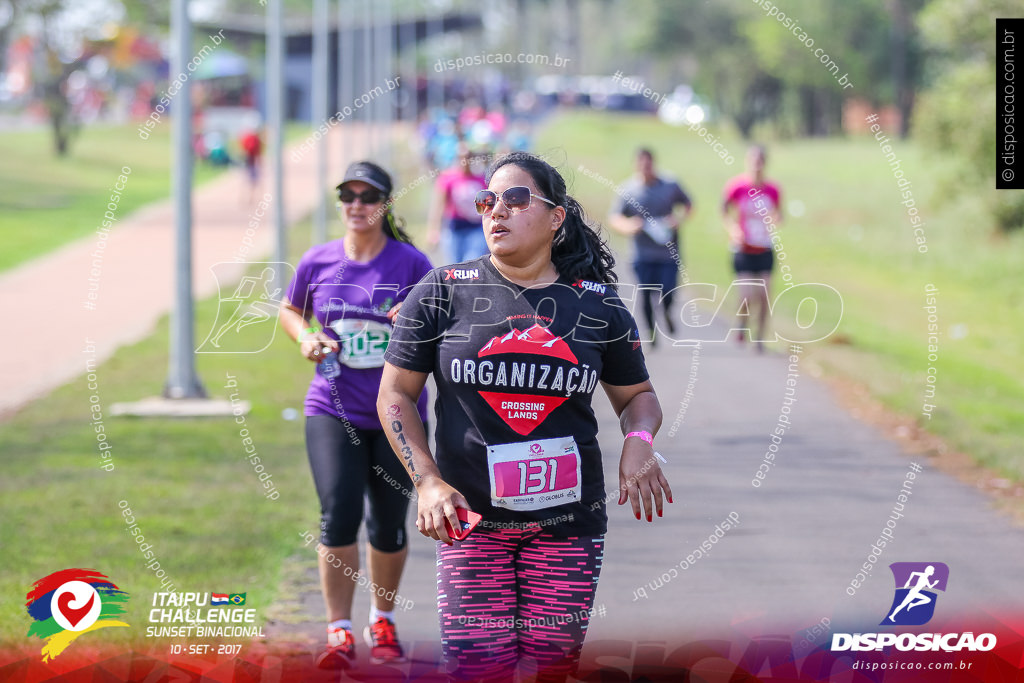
[279,161,431,669]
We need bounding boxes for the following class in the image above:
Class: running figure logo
[882,562,949,626]
[197,263,292,353]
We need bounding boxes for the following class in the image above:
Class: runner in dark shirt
[609,148,692,344]
[378,152,672,682]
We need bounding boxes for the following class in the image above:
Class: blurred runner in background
[609,148,692,345]
[722,145,782,352]
[428,142,489,264]
[239,128,262,205]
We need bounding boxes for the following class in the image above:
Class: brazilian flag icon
[229,593,246,605]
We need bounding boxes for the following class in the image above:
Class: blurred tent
[192,49,249,81]
[191,47,258,135]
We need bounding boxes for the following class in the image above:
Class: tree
[629,0,783,139]
[914,0,1024,231]
[15,0,79,155]
[884,0,928,137]
[10,0,130,155]
[628,0,927,139]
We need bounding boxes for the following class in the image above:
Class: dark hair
[486,152,618,285]
[637,147,654,161]
[382,206,413,244]
[337,160,413,244]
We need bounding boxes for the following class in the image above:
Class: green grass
[536,110,1024,480]
[0,124,229,272]
[0,136,434,645]
[0,226,328,645]
[0,122,311,273]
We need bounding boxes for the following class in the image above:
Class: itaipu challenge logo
[25,569,130,661]
[882,561,949,626]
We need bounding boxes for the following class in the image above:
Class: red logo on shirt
[473,323,586,436]
[479,324,578,364]
[478,392,569,435]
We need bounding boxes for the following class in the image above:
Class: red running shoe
[316,626,355,669]
[364,617,406,664]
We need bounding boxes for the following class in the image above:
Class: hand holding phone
[443,507,482,541]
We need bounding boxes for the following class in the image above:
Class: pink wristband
[626,430,653,444]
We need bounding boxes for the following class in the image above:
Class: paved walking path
[0,123,394,417]
[262,308,1024,678]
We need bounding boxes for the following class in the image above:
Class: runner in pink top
[428,143,489,264]
[722,145,783,352]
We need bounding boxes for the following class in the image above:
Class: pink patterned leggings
[436,527,605,682]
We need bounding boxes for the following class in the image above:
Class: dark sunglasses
[474,186,557,215]
[337,188,385,204]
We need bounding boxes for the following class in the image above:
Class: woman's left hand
[386,301,403,322]
[617,438,673,522]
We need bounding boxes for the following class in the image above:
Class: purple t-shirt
[286,238,432,429]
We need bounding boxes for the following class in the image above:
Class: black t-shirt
[384,255,649,536]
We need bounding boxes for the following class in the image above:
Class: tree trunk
[735,113,754,140]
[799,86,816,136]
[51,108,68,156]
[887,0,915,138]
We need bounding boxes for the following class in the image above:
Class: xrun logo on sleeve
[572,279,607,295]
[444,267,480,280]
[831,562,996,653]
[25,569,130,662]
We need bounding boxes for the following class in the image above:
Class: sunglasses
[474,186,557,215]
[337,188,386,204]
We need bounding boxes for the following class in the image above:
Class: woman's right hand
[426,226,441,249]
[299,331,339,363]
[415,475,471,545]
[728,226,745,249]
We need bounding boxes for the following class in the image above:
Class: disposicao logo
[25,569,130,661]
[831,562,996,653]
[883,561,948,626]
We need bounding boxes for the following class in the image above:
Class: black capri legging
[305,414,414,551]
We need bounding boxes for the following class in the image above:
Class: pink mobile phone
[444,507,482,541]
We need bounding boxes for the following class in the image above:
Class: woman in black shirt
[378,152,672,682]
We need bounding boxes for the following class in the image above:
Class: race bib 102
[328,318,392,369]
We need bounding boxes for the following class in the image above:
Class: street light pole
[267,0,286,285]
[313,0,329,244]
[164,0,206,399]
[363,0,374,157]
[340,0,354,165]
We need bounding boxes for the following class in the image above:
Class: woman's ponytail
[384,209,413,244]
[551,196,617,285]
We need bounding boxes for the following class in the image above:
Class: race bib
[487,436,581,511]
[744,216,773,248]
[328,318,391,369]
[642,216,674,244]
